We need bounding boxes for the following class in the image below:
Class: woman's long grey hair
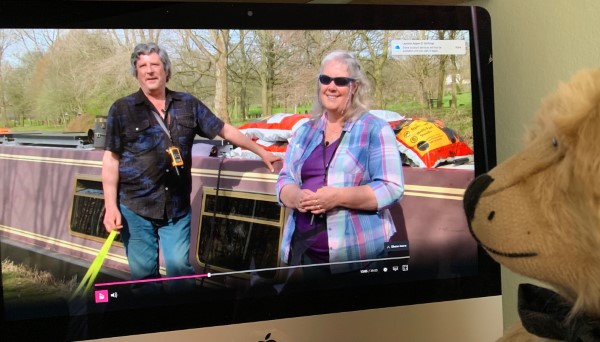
[311,50,371,122]
[130,42,172,82]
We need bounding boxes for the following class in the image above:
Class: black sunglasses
[318,74,355,87]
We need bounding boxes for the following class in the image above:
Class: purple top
[277,113,404,273]
[295,137,341,263]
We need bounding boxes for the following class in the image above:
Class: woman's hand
[304,185,378,214]
[302,186,339,215]
[294,188,317,213]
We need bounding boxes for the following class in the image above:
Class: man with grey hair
[102,42,280,295]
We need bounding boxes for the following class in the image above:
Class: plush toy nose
[463,174,494,223]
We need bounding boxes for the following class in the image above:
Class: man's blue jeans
[119,204,196,295]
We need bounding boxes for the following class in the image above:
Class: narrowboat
[0,129,477,291]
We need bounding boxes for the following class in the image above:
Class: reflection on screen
[0,4,498,340]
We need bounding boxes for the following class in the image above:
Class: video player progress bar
[94,255,410,288]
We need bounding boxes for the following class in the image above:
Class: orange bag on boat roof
[395,118,473,168]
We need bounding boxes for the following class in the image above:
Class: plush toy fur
[464,68,600,341]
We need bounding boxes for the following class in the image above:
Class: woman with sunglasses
[277,50,405,277]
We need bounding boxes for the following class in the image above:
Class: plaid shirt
[277,112,404,273]
[105,88,224,220]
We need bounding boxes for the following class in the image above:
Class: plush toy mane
[529,69,600,316]
[465,68,600,341]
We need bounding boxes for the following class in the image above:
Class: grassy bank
[2,258,76,304]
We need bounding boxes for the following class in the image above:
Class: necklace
[322,130,346,184]
[324,121,343,145]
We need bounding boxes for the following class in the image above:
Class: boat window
[196,187,285,280]
[68,176,122,244]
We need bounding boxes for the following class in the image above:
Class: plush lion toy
[464,68,600,342]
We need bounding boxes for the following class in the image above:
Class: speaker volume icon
[110,292,118,298]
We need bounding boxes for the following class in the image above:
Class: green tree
[26,30,135,127]
[4,52,42,126]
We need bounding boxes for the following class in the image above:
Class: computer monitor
[0,2,499,341]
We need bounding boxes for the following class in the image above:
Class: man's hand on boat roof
[219,123,282,173]
[257,150,282,173]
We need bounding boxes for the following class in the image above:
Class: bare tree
[404,55,434,108]
[255,30,276,117]
[228,30,255,121]
[253,30,317,117]
[109,29,163,49]
[301,30,350,69]
[182,29,232,123]
[435,30,450,109]
[212,29,230,123]
[0,28,472,133]
[448,30,469,109]
[173,30,212,99]
[271,31,316,114]
[16,29,61,53]
[395,31,437,110]
[354,30,391,109]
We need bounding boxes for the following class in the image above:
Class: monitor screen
[0,2,499,340]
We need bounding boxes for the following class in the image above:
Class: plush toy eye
[551,137,558,147]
